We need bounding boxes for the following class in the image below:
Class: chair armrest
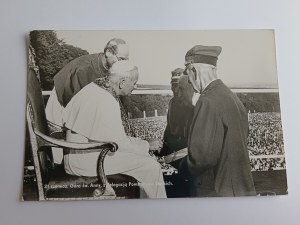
[34,129,118,196]
[34,130,118,152]
[47,120,65,133]
[49,131,66,140]
[47,121,67,140]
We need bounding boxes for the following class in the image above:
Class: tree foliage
[30,30,89,90]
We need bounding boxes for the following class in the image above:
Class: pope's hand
[148,139,163,151]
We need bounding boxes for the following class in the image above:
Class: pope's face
[121,73,138,96]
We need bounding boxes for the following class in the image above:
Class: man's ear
[119,78,126,89]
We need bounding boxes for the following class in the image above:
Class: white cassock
[61,83,167,198]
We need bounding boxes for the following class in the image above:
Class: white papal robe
[61,83,167,198]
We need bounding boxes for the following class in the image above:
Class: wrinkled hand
[148,139,163,151]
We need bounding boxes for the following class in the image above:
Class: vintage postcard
[23,30,287,200]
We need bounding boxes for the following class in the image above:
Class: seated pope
[61,60,167,198]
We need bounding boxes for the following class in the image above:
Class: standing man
[160,69,194,165]
[46,38,130,164]
[180,45,256,197]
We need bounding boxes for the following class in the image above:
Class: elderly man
[46,38,130,164]
[180,45,256,197]
[62,60,167,199]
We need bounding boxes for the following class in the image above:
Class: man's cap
[171,68,184,77]
[185,45,222,66]
[171,68,184,84]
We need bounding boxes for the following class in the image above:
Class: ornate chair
[24,68,139,200]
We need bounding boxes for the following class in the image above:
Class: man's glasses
[183,62,197,80]
[116,55,127,61]
[110,45,128,61]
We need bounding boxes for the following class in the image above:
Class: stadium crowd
[130,117,167,141]
[250,158,286,171]
[130,112,286,171]
[248,113,284,156]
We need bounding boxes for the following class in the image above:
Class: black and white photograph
[23,30,287,200]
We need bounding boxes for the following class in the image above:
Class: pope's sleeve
[183,97,224,175]
[90,98,150,155]
[63,89,149,155]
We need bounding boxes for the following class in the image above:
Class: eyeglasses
[116,55,127,61]
[110,45,128,61]
[184,61,193,67]
[183,62,197,80]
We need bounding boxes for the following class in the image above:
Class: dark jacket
[54,53,108,107]
[160,98,194,156]
[180,79,256,197]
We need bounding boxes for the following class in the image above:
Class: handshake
[148,139,188,164]
[148,139,163,152]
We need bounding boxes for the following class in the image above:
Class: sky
[56,30,279,88]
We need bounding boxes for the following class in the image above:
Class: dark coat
[180,79,256,197]
[160,98,194,156]
[54,53,108,107]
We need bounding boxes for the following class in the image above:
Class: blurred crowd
[130,112,286,171]
[250,158,286,171]
[248,113,284,156]
[131,117,167,141]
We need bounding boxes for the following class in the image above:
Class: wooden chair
[24,68,139,200]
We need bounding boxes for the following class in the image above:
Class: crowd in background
[130,112,286,171]
[131,117,167,141]
[248,113,284,156]
[250,158,286,171]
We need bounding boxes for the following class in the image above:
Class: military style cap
[171,68,184,77]
[185,45,222,66]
